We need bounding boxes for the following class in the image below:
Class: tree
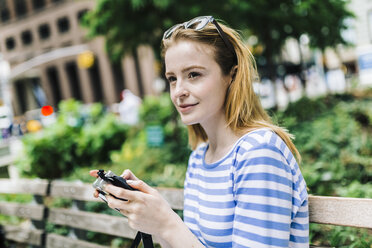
[229,0,354,79]
[82,0,242,61]
[82,0,354,77]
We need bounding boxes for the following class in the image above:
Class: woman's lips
[179,103,198,113]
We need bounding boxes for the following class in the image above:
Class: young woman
[90,16,309,248]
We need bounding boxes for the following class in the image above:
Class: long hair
[161,19,301,162]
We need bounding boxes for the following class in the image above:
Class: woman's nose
[173,81,189,98]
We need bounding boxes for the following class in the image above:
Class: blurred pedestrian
[91,16,308,248]
[118,89,141,125]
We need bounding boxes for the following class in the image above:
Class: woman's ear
[230,65,238,83]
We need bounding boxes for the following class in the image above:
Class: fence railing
[0,178,371,248]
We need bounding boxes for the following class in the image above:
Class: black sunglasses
[163,16,237,61]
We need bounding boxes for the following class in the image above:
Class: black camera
[92,169,137,204]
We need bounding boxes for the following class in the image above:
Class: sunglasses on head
[163,16,237,61]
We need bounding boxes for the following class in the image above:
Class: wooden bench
[0,143,18,179]
[0,178,371,247]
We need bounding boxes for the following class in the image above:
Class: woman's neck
[202,118,241,164]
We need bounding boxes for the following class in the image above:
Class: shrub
[275,94,372,247]
[18,99,129,179]
[76,114,129,166]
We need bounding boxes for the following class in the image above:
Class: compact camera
[92,169,137,204]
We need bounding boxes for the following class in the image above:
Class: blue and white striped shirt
[183,128,309,247]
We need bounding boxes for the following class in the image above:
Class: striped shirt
[183,128,309,247]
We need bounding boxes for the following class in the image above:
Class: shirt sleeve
[231,142,297,248]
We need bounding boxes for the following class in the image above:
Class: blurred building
[324,0,372,85]
[0,0,156,116]
[280,0,372,88]
[347,0,372,86]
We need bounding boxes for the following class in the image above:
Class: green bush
[275,93,372,247]
[18,99,129,179]
[20,121,79,179]
[283,100,372,196]
[76,114,130,166]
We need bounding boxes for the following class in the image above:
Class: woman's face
[165,40,231,127]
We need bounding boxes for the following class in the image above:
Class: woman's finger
[106,194,132,211]
[89,170,99,178]
[104,184,139,201]
[90,170,100,198]
[120,169,139,181]
[93,190,99,198]
[104,184,136,201]
[119,208,130,216]
[125,179,156,195]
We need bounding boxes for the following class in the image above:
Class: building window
[5,37,16,50]
[15,80,27,114]
[77,9,89,22]
[32,0,46,10]
[65,62,83,101]
[38,23,51,40]
[46,66,62,107]
[57,16,70,33]
[15,0,27,18]
[29,77,46,107]
[0,8,10,22]
[21,30,33,46]
[88,57,103,102]
[111,60,125,102]
[0,0,10,23]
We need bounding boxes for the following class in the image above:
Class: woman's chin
[180,117,198,126]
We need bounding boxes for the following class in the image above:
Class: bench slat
[0,155,14,168]
[0,179,49,195]
[2,225,44,245]
[50,181,185,210]
[46,233,109,248]
[50,181,100,202]
[309,195,372,228]
[0,202,45,220]
[48,208,137,239]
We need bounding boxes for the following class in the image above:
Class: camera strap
[130,231,154,248]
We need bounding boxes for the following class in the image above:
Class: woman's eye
[167,76,176,83]
[189,72,200,79]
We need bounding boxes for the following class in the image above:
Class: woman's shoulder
[236,128,299,173]
[238,128,281,150]
[235,128,294,165]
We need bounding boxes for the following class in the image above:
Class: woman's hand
[89,169,177,238]
[89,169,139,198]
[90,169,204,248]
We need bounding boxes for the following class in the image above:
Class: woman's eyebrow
[181,65,205,73]
[165,65,206,77]
[165,71,174,77]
